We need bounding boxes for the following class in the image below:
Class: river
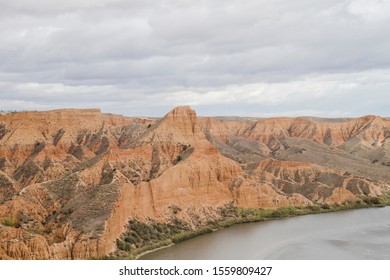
[140,207,390,260]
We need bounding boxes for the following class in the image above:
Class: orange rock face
[0,107,389,259]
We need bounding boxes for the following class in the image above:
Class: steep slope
[0,107,389,259]
[0,109,151,259]
[199,115,390,176]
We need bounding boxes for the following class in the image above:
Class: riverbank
[104,195,390,260]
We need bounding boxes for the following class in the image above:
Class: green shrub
[370,197,381,205]
[116,239,131,251]
[268,206,297,218]
[124,235,138,244]
[363,196,381,205]
[26,227,42,234]
[307,205,321,212]
[1,217,17,227]
[171,227,212,243]
[321,204,331,210]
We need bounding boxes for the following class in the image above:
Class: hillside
[0,107,389,259]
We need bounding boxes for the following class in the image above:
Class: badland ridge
[0,106,389,259]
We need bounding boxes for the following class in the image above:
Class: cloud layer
[1,0,389,116]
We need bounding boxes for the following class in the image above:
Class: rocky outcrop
[0,107,389,259]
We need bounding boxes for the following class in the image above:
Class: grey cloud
[0,0,389,116]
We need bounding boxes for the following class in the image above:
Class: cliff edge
[0,107,389,259]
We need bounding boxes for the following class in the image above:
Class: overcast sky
[1,0,389,117]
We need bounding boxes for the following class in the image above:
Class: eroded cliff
[0,107,389,259]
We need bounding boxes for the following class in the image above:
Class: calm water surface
[141,207,390,260]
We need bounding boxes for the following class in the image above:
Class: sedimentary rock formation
[0,107,389,259]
